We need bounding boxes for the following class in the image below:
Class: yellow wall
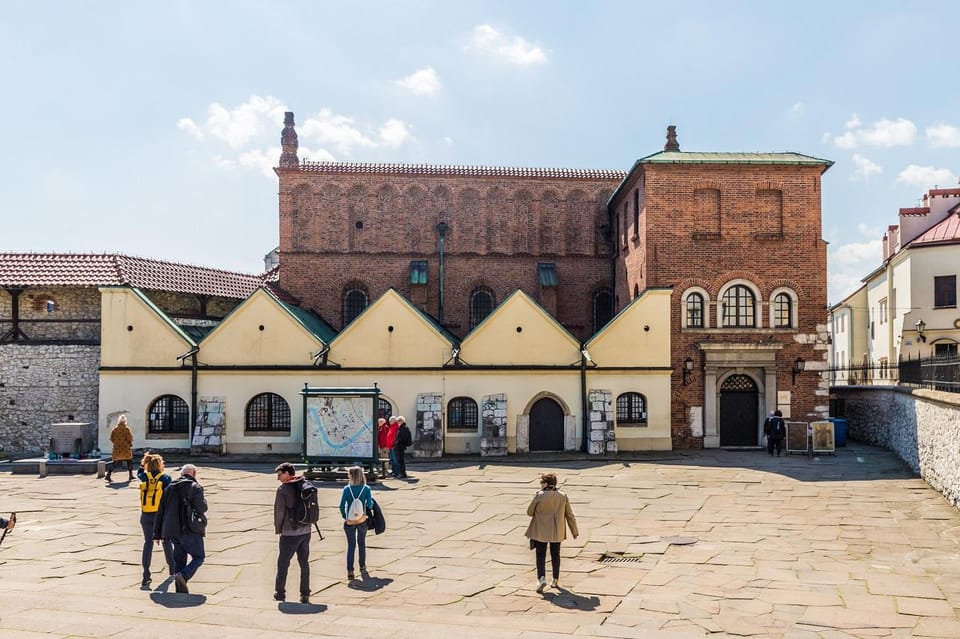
[99,370,193,452]
[331,289,453,367]
[585,288,672,367]
[200,289,322,366]
[590,370,673,450]
[100,288,193,368]
[460,291,580,365]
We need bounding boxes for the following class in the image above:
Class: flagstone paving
[1,443,959,638]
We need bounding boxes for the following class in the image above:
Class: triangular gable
[460,290,580,365]
[200,288,329,366]
[330,289,454,367]
[585,288,671,367]
[99,287,195,367]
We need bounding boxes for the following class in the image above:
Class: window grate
[599,552,643,564]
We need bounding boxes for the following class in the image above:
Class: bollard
[38,460,47,478]
[97,460,106,479]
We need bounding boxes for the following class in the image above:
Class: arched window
[245,393,291,433]
[447,397,479,432]
[592,289,614,333]
[686,292,705,328]
[774,292,792,328]
[376,398,393,422]
[342,286,368,326]
[147,395,190,435]
[616,392,647,427]
[722,285,756,327]
[469,287,495,329]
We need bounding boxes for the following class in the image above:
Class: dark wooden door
[719,374,759,446]
[529,398,564,451]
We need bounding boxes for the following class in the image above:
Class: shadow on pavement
[348,574,393,592]
[279,601,327,614]
[545,587,599,610]
[149,592,207,607]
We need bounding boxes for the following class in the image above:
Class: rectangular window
[538,262,558,287]
[879,298,887,324]
[410,260,428,285]
[934,275,956,308]
[633,188,640,236]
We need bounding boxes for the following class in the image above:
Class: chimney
[882,233,888,261]
[279,111,299,168]
[664,125,680,152]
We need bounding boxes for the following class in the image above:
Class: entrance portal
[719,374,759,446]
[529,398,564,451]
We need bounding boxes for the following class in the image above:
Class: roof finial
[664,125,680,152]
[279,111,299,168]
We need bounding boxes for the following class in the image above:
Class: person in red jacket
[376,418,389,460]
[385,417,400,477]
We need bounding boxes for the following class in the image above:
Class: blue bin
[832,418,848,447]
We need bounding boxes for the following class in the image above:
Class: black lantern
[682,357,694,385]
[915,319,926,343]
[792,357,805,385]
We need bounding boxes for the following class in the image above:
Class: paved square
[1,444,959,638]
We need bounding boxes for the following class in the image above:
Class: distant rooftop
[637,150,834,166]
[290,161,626,181]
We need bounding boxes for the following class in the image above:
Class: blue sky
[2,1,958,304]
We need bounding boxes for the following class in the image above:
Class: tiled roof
[928,187,960,197]
[899,207,930,216]
[292,161,626,180]
[638,151,834,166]
[907,212,960,247]
[0,253,263,299]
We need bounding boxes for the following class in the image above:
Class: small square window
[538,262,558,287]
[410,260,428,285]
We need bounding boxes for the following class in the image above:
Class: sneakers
[536,577,547,593]
[550,579,559,589]
[104,474,112,482]
[174,572,189,594]
[141,576,151,588]
[273,592,285,601]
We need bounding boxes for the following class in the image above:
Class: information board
[301,386,379,464]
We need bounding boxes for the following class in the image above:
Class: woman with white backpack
[339,466,374,580]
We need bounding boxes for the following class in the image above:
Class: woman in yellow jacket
[525,472,578,593]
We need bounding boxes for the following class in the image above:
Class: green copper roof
[272,293,338,344]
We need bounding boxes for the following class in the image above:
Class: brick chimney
[279,111,299,168]
[664,125,680,152]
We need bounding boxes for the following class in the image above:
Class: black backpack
[292,480,320,526]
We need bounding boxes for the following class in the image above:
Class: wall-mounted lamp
[581,349,592,363]
[792,356,806,385]
[915,319,927,343]
[682,357,694,385]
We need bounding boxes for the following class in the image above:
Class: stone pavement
[1,443,959,639]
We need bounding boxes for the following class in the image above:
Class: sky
[2,1,958,305]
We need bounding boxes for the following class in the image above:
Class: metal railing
[826,355,960,393]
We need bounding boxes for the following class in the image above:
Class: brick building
[275,115,833,448]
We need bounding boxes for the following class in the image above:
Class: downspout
[437,221,448,323]
[580,346,589,452]
[190,352,198,446]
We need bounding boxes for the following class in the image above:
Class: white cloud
[467,24,547,65]
[299,109,376,154]
[378,119,414,147]
[444,136,454,146]
[896,164,956,189]
[926,123,960,148]
[396,67,441,95]
[297,145,336,164]
[826,116,917,149]
[850,154,883,182]
[177,118,204,141]
[828,238,882,303]
[201,96,288,149]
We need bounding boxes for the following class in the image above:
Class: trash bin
[832,418,848,447]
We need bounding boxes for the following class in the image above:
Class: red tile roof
[928,187,960,197]
[908,212,960,247]
[292,161,627,180]
[899,207,930,216]
[0,253,265,299]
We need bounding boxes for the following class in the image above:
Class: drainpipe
[437,221,448,323]
[580,345,589,453]
[177,346,200,449]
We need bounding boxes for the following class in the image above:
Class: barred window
[377,398,393,422]
[469,287,495,329]
[447,396,479,432]
[410,260,428,285]
[722,285,755,327]
[592,289,614,334]
[245,393,291,433]
[343,287,368,326]
[616,392,647,426]
[774,292,792,328]
[147,395,190,435]
[686,293,704,328]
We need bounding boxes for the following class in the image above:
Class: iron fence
[827,355,960,393]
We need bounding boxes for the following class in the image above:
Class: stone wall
[480,393,507,456]
[0,286,101,342]
[833,386,960,508]
[413,392,443,458]
[0,343,101,455]
[587,389,615,454]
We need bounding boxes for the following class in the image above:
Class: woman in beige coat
[525,472,578,592]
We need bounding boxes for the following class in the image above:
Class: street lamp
[682,357,694,385]
[792,357,805,385]
[915,319,926,343]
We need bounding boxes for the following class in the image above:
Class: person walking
[137,452,174,587]
[273,462,312,603]
[525,472,578,593]
[385,416,400,477]
[154,464,207,594]
[392,416,412,479]
[339,466,373,580]
[106,414,134,482]
[765,409,787,456]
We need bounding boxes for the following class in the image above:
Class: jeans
[171,533,205,581]
[275,533,311,597]
[139,511,172,579]
[344,521,367,572]
[767,435,783,455]
[388,449,398,476]
[533,540,561,580]
[393,448,407,477]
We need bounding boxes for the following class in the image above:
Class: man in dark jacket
[153,464,207,593]
[393,416,413,479]
[273,462,312,603]
[764,410,787,457]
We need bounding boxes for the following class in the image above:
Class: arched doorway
[529,397,564,451]
[719,374,759,446]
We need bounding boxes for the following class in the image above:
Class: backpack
[178,484,207,535]
[345,486,367,523]
[291,480,320,525]
[139,471,163,513]
[397,425,412,448]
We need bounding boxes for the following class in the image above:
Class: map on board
[304,395,375,460]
